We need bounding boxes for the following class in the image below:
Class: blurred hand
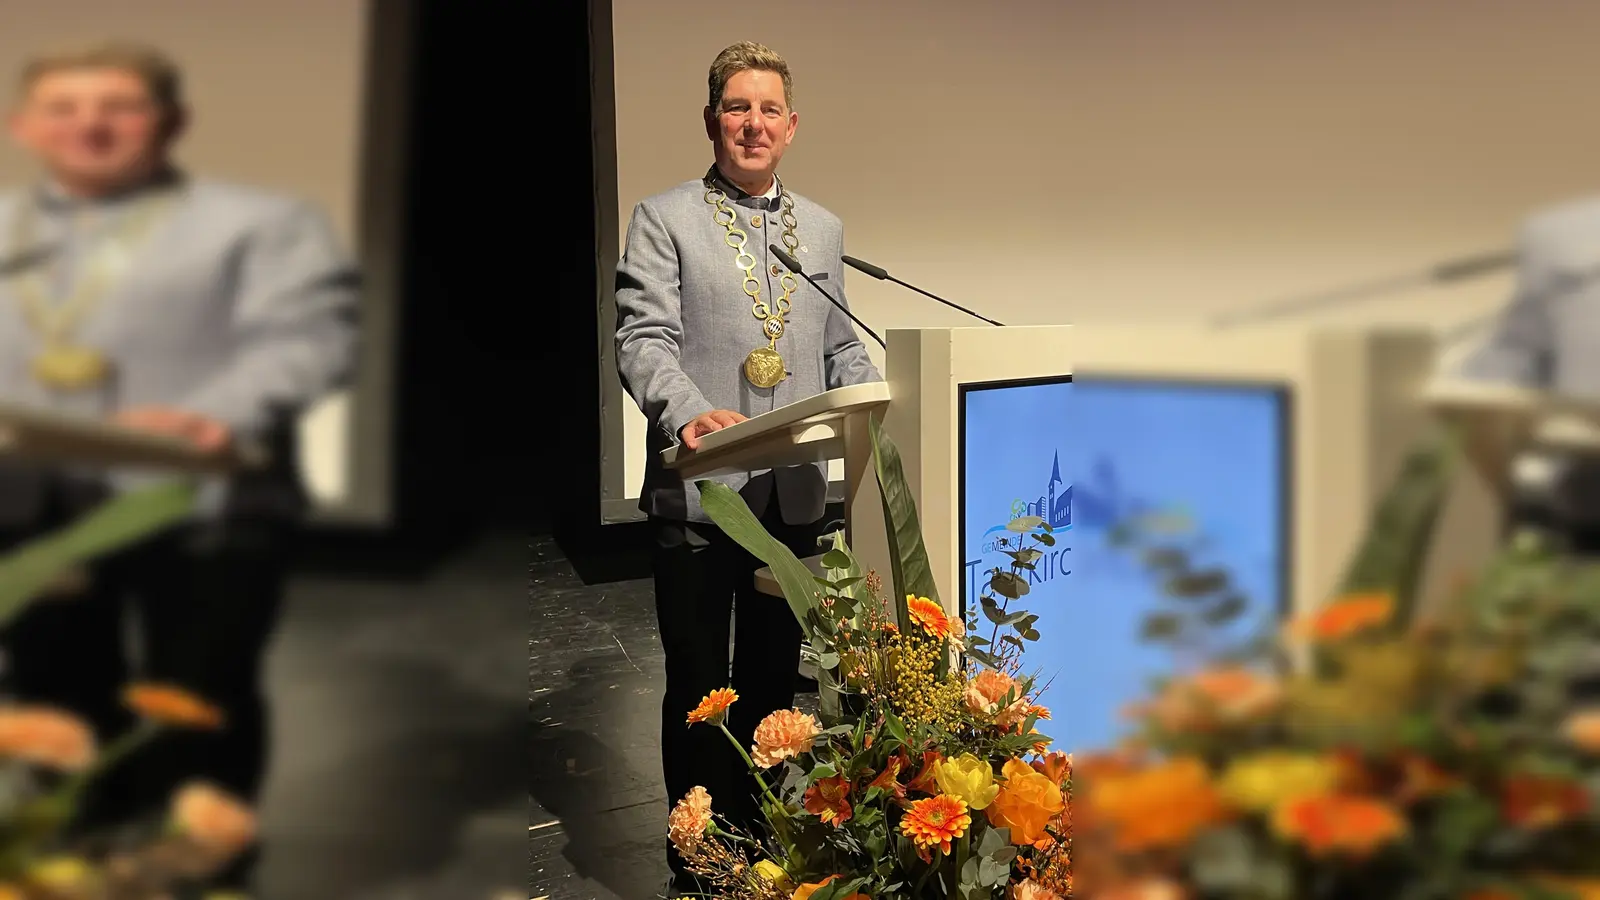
[114,406,232,454]
[680,410,747,450]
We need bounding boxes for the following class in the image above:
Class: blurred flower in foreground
[123,682,225,730]
[172,781,258,857]
[0,706,95,771]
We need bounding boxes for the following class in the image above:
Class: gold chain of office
[703,184,800,389]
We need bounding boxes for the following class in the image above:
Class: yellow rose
[25,856,96,892]
[986,758,1065,845]
[935,753,1000,811]
[1218,752,1339,812]
[754,859,793,891]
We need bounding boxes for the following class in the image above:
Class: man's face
[8,67,180,192]
[705,67,797,189]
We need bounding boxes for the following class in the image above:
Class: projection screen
[599,0,1600,523]
[0,0,406,526]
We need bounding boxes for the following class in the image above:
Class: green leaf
[1036,532,1056,547]
[0,481,197,628]
[1203,594,1248,625]
[978,856,1009,887]
[870,416,939,628]
[821,548,852,569]
[1164,569,1231,598]
[967,648,1001,669]
[981,596,1006,624]
[1430,790,1498,862]
[1005,548,1044,566]
[817,651,841,670]
[976,824,1007,857]
[698,481,821,631]
[1007,515,1044,532]
[811,876,870,900]
[990,571,1029,600]
[1334,429,1459,630]
[1140,612,1184,640]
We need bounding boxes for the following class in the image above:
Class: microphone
[1210,248,1518,328]
[770,244,886,349]
[841,254,1005,326]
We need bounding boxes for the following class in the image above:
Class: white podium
[0,401,262,474]
[661,382,891,597]
[1424,378,1600,496]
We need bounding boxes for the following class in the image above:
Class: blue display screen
[957,376,1290,753]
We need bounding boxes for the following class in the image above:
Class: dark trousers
[0,475,290,840]
[652,481,822,880]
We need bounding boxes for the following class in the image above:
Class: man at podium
[0,41,357,885]
[613,40,880,891]
[1454,196,1600,551]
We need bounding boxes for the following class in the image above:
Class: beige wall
[0,0,391,520]
[602,0,1600,509]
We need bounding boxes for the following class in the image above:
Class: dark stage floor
[250,530,526,900]
[529,534,669,900]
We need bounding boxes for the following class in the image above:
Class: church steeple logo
[1024,450,1072,530]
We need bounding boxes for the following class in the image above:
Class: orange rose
[987,759,1065,845]
[171,782,258,857]
[965,669,1028,728]
[0,706,95,771]
[1085,756,1227,852]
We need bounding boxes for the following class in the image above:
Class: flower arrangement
[0,484,260,899]
[669,418,1074,898]
[1073,429,1600,899]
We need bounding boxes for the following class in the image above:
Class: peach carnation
[0,706,95,771]
[965,669,1028,728]
[750,708,820,769]
[668,786,714,856]
[1012,880,1064,900]
[172,782,258,856]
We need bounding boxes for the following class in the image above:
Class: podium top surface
[661,382,890,472]
[0,401,249,474]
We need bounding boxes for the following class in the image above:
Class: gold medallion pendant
[744,345,786,389]
[32,344,111,391]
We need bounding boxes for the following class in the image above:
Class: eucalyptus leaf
[976,825,1007,857]
[1140,612,1185,641]
[1164,569,1231,597]
[1005,548,1044,565]
[990,572,1029,600]
[1203,594,1249,625]
[1007,516,1044,532]
[1036,532,1056,547]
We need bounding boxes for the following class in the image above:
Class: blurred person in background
[1454,197,1600,553]
[613,40,880,895]
[0,41,358,887]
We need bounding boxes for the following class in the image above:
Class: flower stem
[949,831,969,899]
[716,723,781,809]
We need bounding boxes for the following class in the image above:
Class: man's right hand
[679,410,747,450]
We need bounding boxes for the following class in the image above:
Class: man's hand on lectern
[115,406,233,455]
[680,410,747,450]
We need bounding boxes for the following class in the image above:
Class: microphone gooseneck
[840,254,1005,326]
[770,244,886,349]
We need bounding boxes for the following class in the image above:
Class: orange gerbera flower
[900,794,971,855]
[803,774,854,826]
[1271,793,1405,857]
[123,683,224,730]
[1293,592,1393,642]
[906,595,951,639]
[686,688,738,726]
